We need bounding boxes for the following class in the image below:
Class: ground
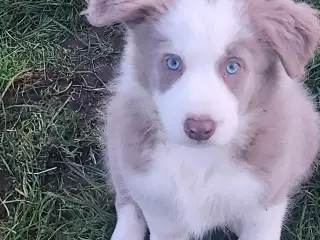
[0,0,320,239]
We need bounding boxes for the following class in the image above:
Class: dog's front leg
[111,197,147,240]
[238,199,288,240]
[144,211,189,240]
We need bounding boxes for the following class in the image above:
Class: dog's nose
[184,118,216,141]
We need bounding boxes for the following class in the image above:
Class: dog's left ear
[81,0,173,27]
[251,0,320,79]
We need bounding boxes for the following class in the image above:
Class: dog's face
[149,0,256,146]
[83,0,320,146]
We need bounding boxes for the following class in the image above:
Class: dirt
[60,27,124,115]
[3,26,124,117]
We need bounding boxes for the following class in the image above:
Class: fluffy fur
[82,0,320,239]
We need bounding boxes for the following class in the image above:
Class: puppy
[82,0,320,239]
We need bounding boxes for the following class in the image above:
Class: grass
[0,0,122,239]
[0,0,320,239]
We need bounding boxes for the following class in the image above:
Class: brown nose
[184,118,216,141]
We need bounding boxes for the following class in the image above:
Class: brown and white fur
[82,0,320,239]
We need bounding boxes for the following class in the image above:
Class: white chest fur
[123,143,264,236]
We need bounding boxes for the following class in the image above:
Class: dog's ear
[81,0,172,27]
[251,0,320,79]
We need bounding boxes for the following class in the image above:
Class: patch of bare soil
[60,26,125,115]
[3,26,124,117]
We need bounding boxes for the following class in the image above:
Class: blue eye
[167,57,181,70]
[226,61,240,74]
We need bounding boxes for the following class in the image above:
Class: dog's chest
[126,144,263,233]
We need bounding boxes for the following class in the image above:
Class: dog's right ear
[250,0,320,79]
[81,0,173,27]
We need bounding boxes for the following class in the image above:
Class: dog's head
[82,0,320,146]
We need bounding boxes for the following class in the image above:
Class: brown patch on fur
[81,0,173,28]
[106,93,159,173]
[158,54,185,92]
[247,0,320,79]
[243,82,320,204]
[124,22,183,92]
[218,38,279,115]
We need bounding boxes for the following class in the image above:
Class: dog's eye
[166,56,181,70]
[226,61,240,74]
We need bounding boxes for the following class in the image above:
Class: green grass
[0,0,121,239]
[0,0,320,239]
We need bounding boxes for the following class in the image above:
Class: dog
[82,0,320,239]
